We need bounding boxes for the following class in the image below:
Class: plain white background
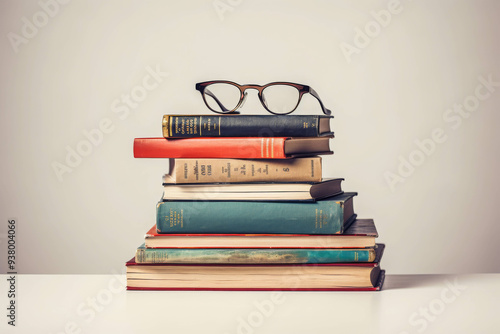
[1,0,499,274]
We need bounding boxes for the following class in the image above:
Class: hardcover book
[162,114,333,138]
[133,137,332,159]
[164,157,322,184]
[135,243,378,264]
[144,219,378,249]
[161,178,343,201]
[126,245,385,291]
[156,192,357,234]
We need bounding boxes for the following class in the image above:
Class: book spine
[135,248,375,264]
[156,199,347,234]
[167,157,322,183]
[134,137,287,159]
[162,115,323,138]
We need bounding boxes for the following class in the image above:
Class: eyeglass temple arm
[308,87,332,115]
[203,88,240,114]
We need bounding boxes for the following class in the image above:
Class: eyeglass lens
[204,83,241,113]
[261,85,300,114]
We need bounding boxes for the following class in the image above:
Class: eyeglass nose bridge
[238,84,264,96]
[238,85,267,109]
[240,84,263,91]
[237,91,249,109]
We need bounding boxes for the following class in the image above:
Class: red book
[143,219,378,249]
[133,137,332,159]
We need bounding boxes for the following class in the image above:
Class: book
[163,157,322,184]
[133,137,332,159]
[161,178,343,201]
[162,115,334,138]
[156,192,357,234]
[126,245,385,291]
[144,219,378,249]
[135,243,377,264]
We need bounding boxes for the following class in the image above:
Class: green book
[156,192,357,234]
[135,244,376,264]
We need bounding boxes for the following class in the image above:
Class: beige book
[164,157,322,184]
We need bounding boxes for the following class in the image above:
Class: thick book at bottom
[126,244,385,291]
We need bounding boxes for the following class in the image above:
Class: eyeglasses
[195,81,331,115]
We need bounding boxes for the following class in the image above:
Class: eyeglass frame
[195,80,331,115]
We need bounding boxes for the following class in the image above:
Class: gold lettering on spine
[315,209,318,228]
[266,138,269,157]
[180,209,183,228]
[199,116,202,136]
[169,208,174,227]
[162,115,169,137]
[169,116,173,137]
[315,209,325,228]
[260,139,264,158]
[168,207,184,229]
[218,117,221,136]
[271,138,274,158]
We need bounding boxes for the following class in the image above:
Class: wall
[0,0,499,274]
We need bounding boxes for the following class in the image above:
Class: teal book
[156,192,357,234]
[135,243,376,264]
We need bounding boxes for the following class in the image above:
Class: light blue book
[135,244,376,264]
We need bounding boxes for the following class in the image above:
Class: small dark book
[162,114,333,138]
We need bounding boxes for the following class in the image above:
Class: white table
[1,274,498,333]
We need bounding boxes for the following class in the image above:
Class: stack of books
[127,114,385,291]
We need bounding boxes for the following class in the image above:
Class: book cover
[144,219,378,249]
[135,243,377,264]
[156,192,357,235]
[162,114,334,138]
[126,270,385,291]
[126,245,385,291]
[161,178,343,201]
[164,157,322,184]
[133,137,332,159]
[144,218,378,249]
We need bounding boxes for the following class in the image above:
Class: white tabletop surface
[1,274,499,334]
